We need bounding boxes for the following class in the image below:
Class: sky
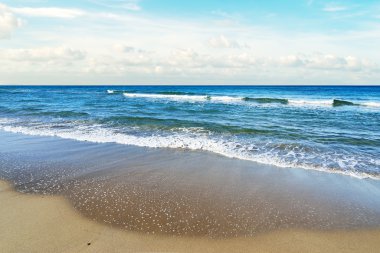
[0,0,379,85]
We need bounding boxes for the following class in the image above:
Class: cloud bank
[0,1,379,85]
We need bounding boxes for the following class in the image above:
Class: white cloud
[1,43,377,84]
[279,54,375,71]
[0,4,22,39]
[87,50,377,76]
[0,46,86,63]
[1,2,379,84]
[122,2,141,11]
[279,55,304,67]
[208,35,245,49]
[88,0,141,11]
[113,44,136,53]
[11,7,86,19]
[323,4,348,12]
[113,44,148,54]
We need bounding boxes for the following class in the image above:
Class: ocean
[0,85,379,179]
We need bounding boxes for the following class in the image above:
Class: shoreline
[1,179,380,253]
[1,130,380,252]
[1,125,379,181]
[1,130,380,237]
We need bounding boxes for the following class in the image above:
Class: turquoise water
[0,86,379,179]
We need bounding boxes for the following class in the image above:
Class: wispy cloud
[122,2,141,11]
[323,4,348,12]
[88,0,141,11]
[11,7,86,19]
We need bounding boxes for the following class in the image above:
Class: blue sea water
[0,85,379,179]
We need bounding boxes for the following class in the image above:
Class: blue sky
[0,0,379,84]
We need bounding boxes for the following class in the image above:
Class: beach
[1,179,380,253]
[2,0,380,249]
[1,130,380,252]
[1,86,380,252]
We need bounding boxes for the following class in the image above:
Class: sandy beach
[1,131,380,252]
[1,179,380,253]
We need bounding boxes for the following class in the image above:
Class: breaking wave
[0,120,378,180]
[117,92,380,108]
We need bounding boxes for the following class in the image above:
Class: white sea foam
[107,90,115,94]
[122,92,245,103]
[0,118,17,124]
[209,96,242,103]
[288,99,380,108]
[123,93,208,101]
[362,102,380,107]
[120,92,380,109]
[0,121,378,180]
[288,99,332,107]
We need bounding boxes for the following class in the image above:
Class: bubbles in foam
[288,99,333,107]
[0,119,378,180]
[209,96,242,103]
[123,93,208,102]
[362,102,380,107]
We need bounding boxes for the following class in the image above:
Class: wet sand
[1,180,380,253]
[1,130,380,251]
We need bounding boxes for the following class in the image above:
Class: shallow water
[1,131,380,238]
[0,85,379,179]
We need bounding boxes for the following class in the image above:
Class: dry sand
[1,180,380,253]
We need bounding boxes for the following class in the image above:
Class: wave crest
[243,97,289,104]
[114,91,380,108]
[1,121,378,180]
